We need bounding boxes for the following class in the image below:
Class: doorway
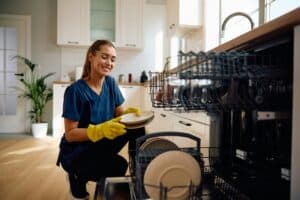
[0,14,31,134]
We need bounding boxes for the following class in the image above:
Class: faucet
[221,12,254,38]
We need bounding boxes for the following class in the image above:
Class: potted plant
[13,55,55,138]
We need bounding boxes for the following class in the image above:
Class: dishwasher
[137,37,292,200]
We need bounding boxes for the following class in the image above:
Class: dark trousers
[67,128,145,198]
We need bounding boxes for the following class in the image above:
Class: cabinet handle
[178,120,192,126]
[160,113,166,118]
[125,44,136,47]
[121,86,133,88]
[67,41,79,44]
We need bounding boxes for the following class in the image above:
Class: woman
[57,40,143,199]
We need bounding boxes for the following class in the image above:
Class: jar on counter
[118,74,125,83]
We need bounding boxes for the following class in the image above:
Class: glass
[90,0,115,41]
[265,0,300,22]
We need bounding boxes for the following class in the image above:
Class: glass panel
[6,27,17,50]
[6,49,17,72]
[0,94,4,115]
[0,49,4,71]
[5,94,17,115]
[0,27,4,49]
[0,71,3,94]
[265,0,300,21]
[221,0,259,43]
[6,72,17,94]
[90,0,115,41]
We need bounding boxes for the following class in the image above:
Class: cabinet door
[57,0,90,46]
[119,85,143,108]
[166,0,202,36]
[115,0,143,49]
[52,83,70,137]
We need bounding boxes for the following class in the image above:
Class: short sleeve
[110,77,124,107]
[62,85,81,121]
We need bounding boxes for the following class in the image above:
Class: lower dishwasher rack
[128,132,250,200]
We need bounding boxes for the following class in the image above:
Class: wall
[0,0,167,133]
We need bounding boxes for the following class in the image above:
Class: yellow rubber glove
[123,107,141,116]
[87,117,126,142]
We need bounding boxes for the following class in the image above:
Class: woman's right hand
[87,117,126,142]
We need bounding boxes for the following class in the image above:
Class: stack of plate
[143,150,202,200]
[120,111,155,129]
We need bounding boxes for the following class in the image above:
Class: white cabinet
[57,0,143,49]
[119,85,144,109]
[166,0,203,36]
[57,0,90,46]
[52,83,70,137]
[115,0,143,49]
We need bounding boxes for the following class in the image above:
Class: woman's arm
[64,118,90,142]
[114,105,125,117]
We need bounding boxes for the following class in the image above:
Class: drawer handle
[160,113,166,118]
[179,120,191,126]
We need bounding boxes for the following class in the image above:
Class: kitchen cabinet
[145,109,210,159]
[52,83,70,137]
[166,0,202,36]
[115,0,143,49]
[57,0,143,49]
[57,0,90,46]
[119,85,144,109]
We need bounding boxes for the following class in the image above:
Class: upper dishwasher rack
[149,51,292,112]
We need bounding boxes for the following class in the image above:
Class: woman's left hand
[123,107,141,116]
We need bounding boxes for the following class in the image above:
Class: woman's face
[89,44,116,77]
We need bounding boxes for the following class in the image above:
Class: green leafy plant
[13,55,55,123]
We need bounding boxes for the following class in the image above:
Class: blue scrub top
[62,76,124,127]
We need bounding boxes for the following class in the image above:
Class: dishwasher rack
[128,132,251,200]
[149,50,292,112]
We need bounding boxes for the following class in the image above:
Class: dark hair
[82,40,115,79]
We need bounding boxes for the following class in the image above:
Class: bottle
[140,71,148,83]
[128,73,132,83]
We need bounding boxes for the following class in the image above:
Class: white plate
[121,111,154,125]
[139,137,178,151]
[143,150,201,200]
[125,116,154,129]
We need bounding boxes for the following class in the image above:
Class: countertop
[53,80,148,87]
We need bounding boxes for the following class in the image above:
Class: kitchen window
[205,0,300,50]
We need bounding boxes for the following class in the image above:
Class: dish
[120,111,154,125]
[143,150,201,200]
[139,137,178,151]
[125,115,155,129]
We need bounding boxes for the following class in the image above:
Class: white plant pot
[31,123,48,138]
